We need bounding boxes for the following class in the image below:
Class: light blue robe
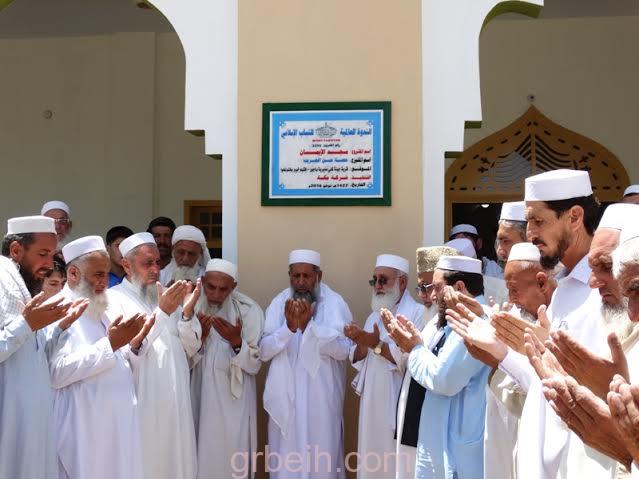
[408,297,490,479]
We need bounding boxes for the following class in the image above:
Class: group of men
[2,175,639,479]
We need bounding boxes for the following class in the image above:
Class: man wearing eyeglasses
[344,254,424,479]
[41,200,73,246]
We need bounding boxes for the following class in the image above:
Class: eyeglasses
[368,275,399,287]
[415,282,434,294]
[54,218,70,225]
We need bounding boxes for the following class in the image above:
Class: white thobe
[108,278,200,479]
[0,256,58,479]
[351,290,424,479]
[395,316,439,479]
[261,283,352,479]
[517,256,616,479]
[482,257,503,279]
[190,291,264,479]
[48,285,144,479]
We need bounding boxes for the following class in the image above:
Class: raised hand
[22,293,71,331]
[608,375,639,463]
[284,299,298,332]
[446,287,484,318]
[542,376,632,468]
[109,313,145,351]
[158,280,189,316]
[297,300,314,332]
[182,278,202,319]
[524,328,565,380]
[343,322,378,349]
[384,311,423,353]
[446,303,507,362]
[546,330,629,400]
[492,304,551,355]
[129,314,156,350]
[211,315,243,349]
[197,313,215,345]
[58,298,90,331]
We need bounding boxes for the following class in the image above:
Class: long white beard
[131,276,158,306]
[371,281,402,314]
[171,261,200,284]
[602,299,634,342]
[195,293,234,320]
[75,278,109,317]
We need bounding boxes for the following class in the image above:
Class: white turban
[7,216,56,235]
[41,200,70,216]
[63,236,106,263]
[206,258,238,282]
[119,232,156,257]
[171,225,211,269]
[289,249,321,267]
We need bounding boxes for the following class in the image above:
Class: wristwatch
[373,341,383,355]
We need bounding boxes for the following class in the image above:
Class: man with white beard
[190,258,264,479]
[392,246,457,479]
[49,236,154,479]
[108,232,201,479]
[261,249,352,479]
[0,216,86,479]
[344,254,424,479]
[160,225,211,286]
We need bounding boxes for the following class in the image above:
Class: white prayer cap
[62,235,106,263]
[598,204,639,231]
[436,255,482,275]
[41,200,70,216]
[7,216,56,235]
[500,201,526,222]
[171,225,211,268]
[206,258,238,282]
[507,242,541,263]
[444,238,477,259]
[375,254,409,275]
[525,169,592,202]
[449,224,478,238]
[119,232,156,257]
[289,249,321,267]
[624,185,639,197]
[620,223,639,247]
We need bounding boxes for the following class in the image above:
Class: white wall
[0,32,221,239]
[463,15,639,182]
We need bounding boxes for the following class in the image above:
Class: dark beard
[437,300,447,329]
[539,234,570,270]
[19,265,42,296]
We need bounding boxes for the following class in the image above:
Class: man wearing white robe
[160,225,211,286]
[506,169,614,479]
[394,246,458,479]
[108,232,201,479]
[261,249,352,479]
[49,236,153,479]
[345,254,424,478]
[190,258,264,479]
[0,216,85,479]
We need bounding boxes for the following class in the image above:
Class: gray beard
[195,293,234,320]
[74,278,108,317]
[370,281,401,313]
[289,283,321,304]
[170,261,200,284]
[602,299,634,342]
[131,276,158,306]
[519,308,537,324]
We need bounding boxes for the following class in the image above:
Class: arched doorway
[445,105,630,257]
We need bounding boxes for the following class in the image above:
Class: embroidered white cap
[206,258,238,282]
[436,255,482,275]
[7,216,56,235]
[623,185,639,197]
[289,249,321,267]
[375,254,409,275]
[500,201,526,222]
[507,242,541,263]
[445,238,477,259]
[41,200,70,216]
[449,224,478,238]
[119,232,156,257]
[598,204,639,231]
[62,236,106,263]
[525,169,592,201]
